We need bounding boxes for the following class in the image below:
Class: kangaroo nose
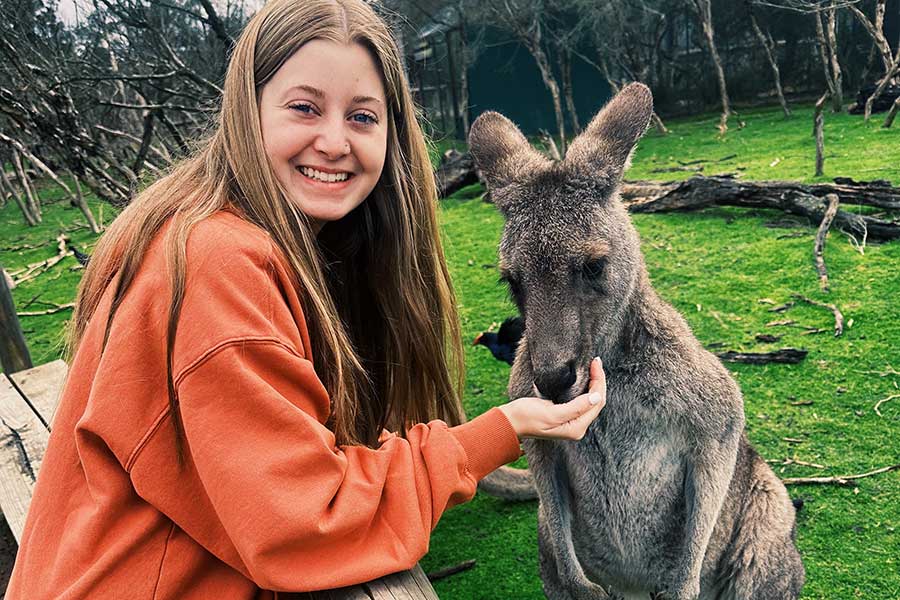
[534,360,577,403]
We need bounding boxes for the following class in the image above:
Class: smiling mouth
[296,165,354,184]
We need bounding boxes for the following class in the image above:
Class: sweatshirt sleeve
[130,341,520,591]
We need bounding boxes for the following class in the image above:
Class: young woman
[7,0,606,597]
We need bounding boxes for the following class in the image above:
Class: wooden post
[0,266,33,374]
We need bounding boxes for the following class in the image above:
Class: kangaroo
[468,83,805,600]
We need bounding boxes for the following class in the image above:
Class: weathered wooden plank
[9,359,67,428]
[365,566,437,600]
[288,565,438,599]
[0,374,51,543]
[0,265,32,374]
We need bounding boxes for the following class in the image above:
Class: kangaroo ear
[468,111,549,198]
[565,83,653,181]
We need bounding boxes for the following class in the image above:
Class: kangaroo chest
[545,388,690,583]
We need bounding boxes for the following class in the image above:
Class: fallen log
[435,149,479,198]
[437,157,900,240]
[620,176,900,242]
[716,348,808,364]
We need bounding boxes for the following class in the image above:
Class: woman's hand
[499,357,607,440]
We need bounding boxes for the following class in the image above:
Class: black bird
[68,243,90,266]
[473,316,524,365]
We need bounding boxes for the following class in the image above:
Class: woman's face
[259,40,388,232]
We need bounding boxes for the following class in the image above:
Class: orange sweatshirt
[7,211,521,599]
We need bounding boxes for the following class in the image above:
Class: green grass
[627,103,900,184]
[2,102,899,598]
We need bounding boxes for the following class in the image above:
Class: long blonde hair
[67,0,465,458]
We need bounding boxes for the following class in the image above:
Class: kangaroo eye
[582,258,606,281]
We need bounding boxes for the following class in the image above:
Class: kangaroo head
[469,83,653,403]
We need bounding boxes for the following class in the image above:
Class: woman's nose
[313,119,350,160]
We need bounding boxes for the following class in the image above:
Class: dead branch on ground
[426,559,477,582]
[9,234,73,286]
[716,348,808,364]
[874,391,899,417]
[782,464,900,485]
[17,302,76,317]
[814,193,839,291]
[790,294,844,336]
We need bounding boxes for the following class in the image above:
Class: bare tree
[747,0,791,117]
[0,0,250,222]
[847,0,900,120]
[814,90,831,175]
[684,0,733,134]
[766,0,848,112]
[479,0,568,153]
[568,0,669,134]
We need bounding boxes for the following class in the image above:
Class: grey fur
[469,83,805,600]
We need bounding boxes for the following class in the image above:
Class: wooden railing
[0,360,438,598]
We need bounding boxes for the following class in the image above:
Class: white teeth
[299,166,350,182]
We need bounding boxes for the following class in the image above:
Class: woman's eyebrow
[285,84,324,99]
[353,95,384,106]
[283,84,383,106]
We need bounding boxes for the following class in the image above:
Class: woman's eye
[582,259,605,281]
[288,103,315,114]
[352,112,377,125]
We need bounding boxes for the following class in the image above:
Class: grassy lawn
[2,102,899,598]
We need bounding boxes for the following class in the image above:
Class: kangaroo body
[469,84,804,600]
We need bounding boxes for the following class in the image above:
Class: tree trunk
[70,173,101,234]
[0,167,37,226]
[826,4,843,112]
[748,6,790,117]
[814,91,830,176]
[690,0,730,134]
[455,6,471,138]
[12,150,40,223]
[849,1,893,76]
[444,32,462,139]
[157,111,191,157]
[814,12,838,108]
[883,94,900,128]
[559,47,581,134]
[597,56,668,134]
[529,42,567,155]
[132,108,156,178]
[810,5,843,114]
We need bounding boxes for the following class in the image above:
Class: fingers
[587,356,607,405]
[548,358,607,440]
[565,395,605,437]
[551,390,597,425]
[509,358,608,441]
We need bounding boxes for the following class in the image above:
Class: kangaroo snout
[533,360,577,403]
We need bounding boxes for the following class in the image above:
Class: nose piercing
[343,142,350,154]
